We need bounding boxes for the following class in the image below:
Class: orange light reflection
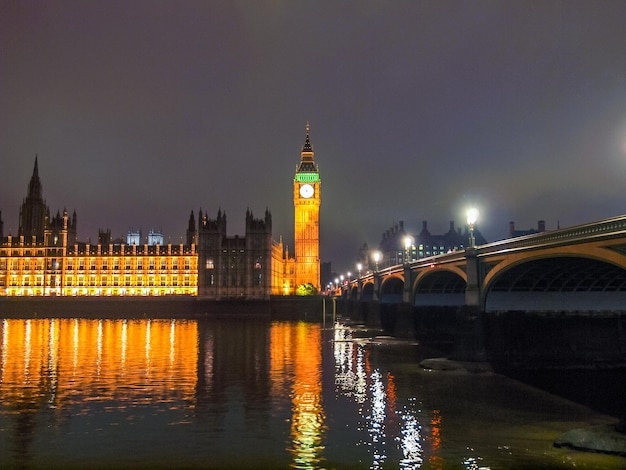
[0,319,198,414]
[270,322,325,469]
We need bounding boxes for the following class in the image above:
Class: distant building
[125,229,165,246]
[126,230,141,245]
[98,229,112,245]
[509,220,546,238]
[148,229,164,245]
[320,261,333,291]
[378,221,411,265]
[377,219,487,265]
[415,220,486,258]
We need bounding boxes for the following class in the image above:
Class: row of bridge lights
[328,208,479,292]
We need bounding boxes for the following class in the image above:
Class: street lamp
[356,263,362,279]
[372,250,382,272]
[467,208,479,248]
[403,235,413,263]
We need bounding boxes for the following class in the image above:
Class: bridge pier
[341,297,487,353]
[357,300,381,328]
[336,296,381,328]
[413,306,456,352]
[410,305,485,360]
[339,297,417,332]
[464,247,481,307]
[450,306,487,362]
[379,302,415,338]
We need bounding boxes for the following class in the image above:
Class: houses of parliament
[0,126,321,299]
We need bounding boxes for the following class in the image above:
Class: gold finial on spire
[305,121,310,135]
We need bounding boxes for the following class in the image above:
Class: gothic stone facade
[191,208,274,300]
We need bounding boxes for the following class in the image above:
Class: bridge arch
[361,281,375,302]
[412,267,466,306]
[349,285,359,301]
[483,249,626,311]
[380,276,404,304]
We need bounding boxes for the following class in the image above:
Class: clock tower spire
[293,122,321,291]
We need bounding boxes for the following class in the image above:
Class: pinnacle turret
[27,156,43,201]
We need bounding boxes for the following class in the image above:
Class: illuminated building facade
[293,123,321,291]
[1,124,322,298]
[0,233,198,297]
[0,160,197,297]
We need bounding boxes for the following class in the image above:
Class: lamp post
[467,208,479,248]
[356,263,362,279]
[403,235,413,264]
[372,251,382,272]
[464,207,483,356]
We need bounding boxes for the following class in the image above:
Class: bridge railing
[354,249,467,283]
[476,214,626,256]
[352,214,626,285]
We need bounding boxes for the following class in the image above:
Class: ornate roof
[297,122,318,174]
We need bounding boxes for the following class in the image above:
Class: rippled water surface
[0,316,623,469]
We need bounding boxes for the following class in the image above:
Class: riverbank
[0,295,327,320]
[418,357,626,457]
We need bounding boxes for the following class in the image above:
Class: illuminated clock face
[300,184,314,198]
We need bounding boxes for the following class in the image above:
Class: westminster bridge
[335,214,626,367]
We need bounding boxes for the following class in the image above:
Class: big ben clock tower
[294,122,321,290]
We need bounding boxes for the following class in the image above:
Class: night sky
[2,1,626,272]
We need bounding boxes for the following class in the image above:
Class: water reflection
[332,324,423,468]
[0,318,199,407]
[0,318,199,467]
[0,317,623,469]
[271,322,325,468]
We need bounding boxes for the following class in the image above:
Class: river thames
[0,315,623,469]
